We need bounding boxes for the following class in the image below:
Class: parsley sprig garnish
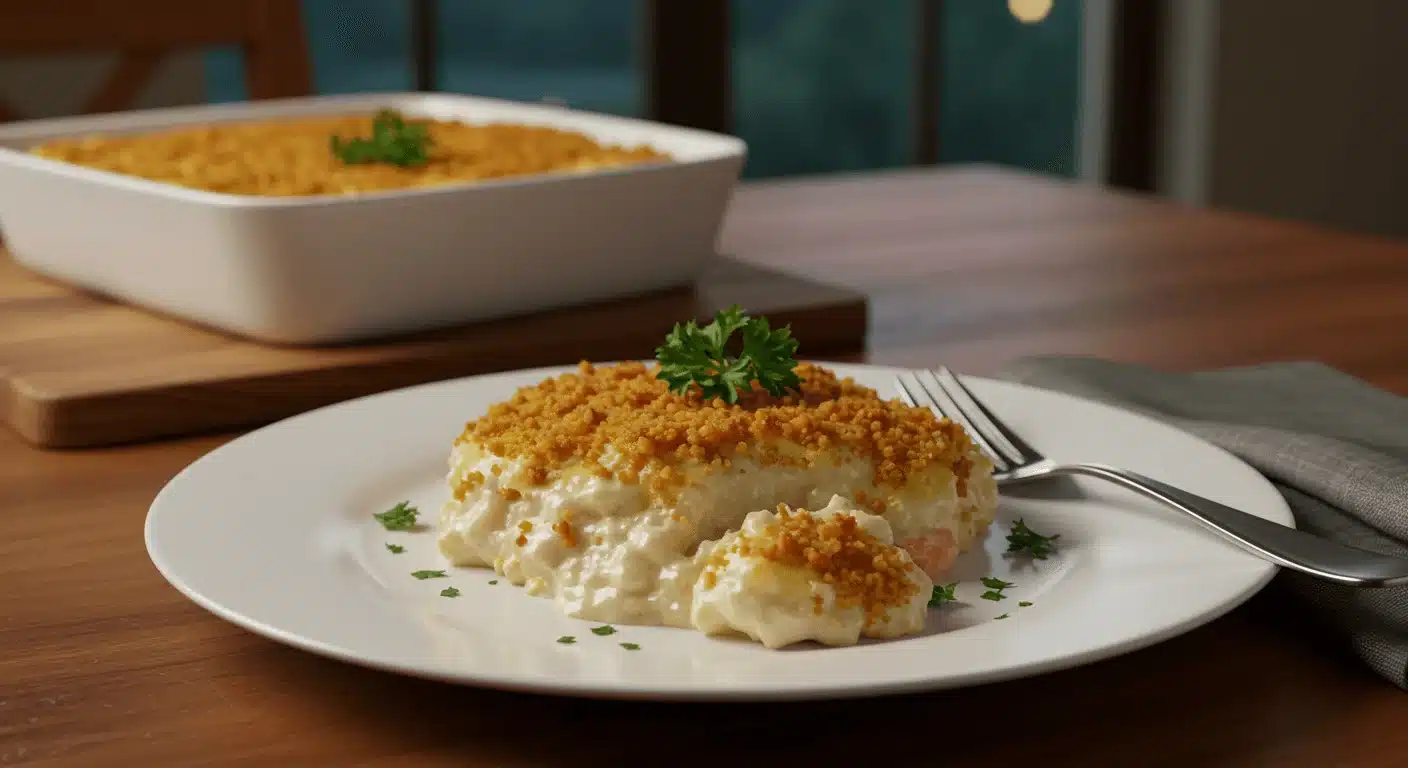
[1006,519,1060,560]
[655,305,801,403]
[928,582,958,607]
[374,501,418,531]
[331,109,431,167]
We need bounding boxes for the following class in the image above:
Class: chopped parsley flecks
[440,587,461,598]
[995,613,1010,620]
[1006,519,1060,560]
[557,636,576,645]
[385,543,405,554]
[590,625,617,636]
[374,501,419,531]
[620,642,641,651]
[411,570,447,580]
[488,580,499,585]
[928,582,958,607]
[980,576,1014,602]
[1019,601,1033,607]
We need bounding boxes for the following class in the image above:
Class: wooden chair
[0,0,312,121]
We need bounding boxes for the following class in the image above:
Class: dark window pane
[204,47,246,103]
[938,0,1082,176]
[733,0,916,179]
[434,0,640,117]
[205,0,412,102]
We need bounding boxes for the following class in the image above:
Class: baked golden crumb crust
[709,503,921,626]
[453,362,974,502]
[30,116,668,197]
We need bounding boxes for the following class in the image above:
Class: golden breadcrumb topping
[453,361,972,500]
[552,510,578,548]
[725,504,920,625]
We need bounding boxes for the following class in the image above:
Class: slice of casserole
[437,361,996,631]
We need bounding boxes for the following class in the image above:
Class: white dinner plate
[145,362,1292,701]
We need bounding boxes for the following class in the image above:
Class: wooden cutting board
[0,253,867,449]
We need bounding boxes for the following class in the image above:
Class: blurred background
[1,0,1403,238]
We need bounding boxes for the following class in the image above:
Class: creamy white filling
[437,441,992,645]
[691,496,932,649]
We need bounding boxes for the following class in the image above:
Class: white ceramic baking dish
[0,92,745,344]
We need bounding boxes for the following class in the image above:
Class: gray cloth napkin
[993,357,1408,689]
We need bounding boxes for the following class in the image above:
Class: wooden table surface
[3,167,1406,767]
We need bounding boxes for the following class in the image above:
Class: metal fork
[896,367,1408,588]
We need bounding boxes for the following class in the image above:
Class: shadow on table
[235,580,1378,768]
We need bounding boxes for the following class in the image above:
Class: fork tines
[895,367,1037,472]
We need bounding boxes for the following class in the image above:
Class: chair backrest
[0,0,312,121]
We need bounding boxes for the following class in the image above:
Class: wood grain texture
[2,168,1406,767]
[0,256,866,448]
[723,167,1408,391]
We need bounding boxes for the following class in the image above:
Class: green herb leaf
[995,613,1010,620]
[557,635,576,645]
[374,501,419,531]
[739,316,802,397]
[385,543,405,554]
[330,109,432,168]
[620,642,641,651]
[412,570,447,580]
[928,582,958,607]
[655,305,801,403]
[440,587,460,598]
[590,625,617,636]
[1019,601,1033,607]
[1006,518,1060,559]
[979,576,1013,601]
[488,580,499,585]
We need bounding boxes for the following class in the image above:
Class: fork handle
[1052,463,1408,588]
